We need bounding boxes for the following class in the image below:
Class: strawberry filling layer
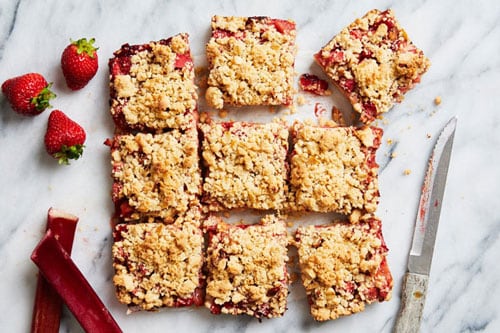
[299,74,330,96]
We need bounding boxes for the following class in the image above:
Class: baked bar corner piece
[204,214,289,319]
[205,15,296,109]
[288,123,382,215]
[200,121,289,211]
[295,216,393,321]
[314,9,430,123]
[112,213,204,311]
[109,128,201,224]
[109,33,198,133]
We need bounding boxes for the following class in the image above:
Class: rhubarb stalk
[31,229,122,333]
[31,208,79,333]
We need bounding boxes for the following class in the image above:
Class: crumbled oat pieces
[206,16,296,109]
[204,214,289,318]
[287,123,382,215]
[109,33,198,132]
[112,214,204,310]
[295,217,393,321]
[110,129,201,223]
[314,9,430,123]
[200,121,289,211]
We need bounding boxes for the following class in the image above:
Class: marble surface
[1,0,499,332]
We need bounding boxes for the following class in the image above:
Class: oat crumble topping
[206,16,296,109]
[112,214,204,310]
[204,214,289,318]
[295,217,393,321]
[200,121,289,211]
[109,33,198,132]
[110,129,201,223]
[314,9,430,123]
[288,123,382,215]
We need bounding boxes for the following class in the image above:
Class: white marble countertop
[1,0,499,332]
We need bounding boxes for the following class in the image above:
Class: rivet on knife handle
[393,272,429,333]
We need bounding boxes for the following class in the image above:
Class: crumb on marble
[434,96,442,105]
[297,94,308,106]
[218,109,228,118]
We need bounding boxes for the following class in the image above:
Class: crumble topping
[206,16,296,109]
[200,121,289,211]
[112,215,204,310]
[110,129,201,223]
[314,9,430,123]
[204,214,289,318]
[288,123,382,215]
[295,217,393,321]
[109,33,197,131]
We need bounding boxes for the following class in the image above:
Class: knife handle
[393,272,429,333]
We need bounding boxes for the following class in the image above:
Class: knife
[393,117,457,333]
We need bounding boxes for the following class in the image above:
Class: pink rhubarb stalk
[31,208,79,333]
[31,229,122,333]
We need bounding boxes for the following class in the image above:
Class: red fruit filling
[299,74,329,96]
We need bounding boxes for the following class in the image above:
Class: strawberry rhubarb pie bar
[205,15,296,109]
[295,216,393,321]
[288,123,382,215]
[314,9,430,123]
[108,128,201,224]
[204,214,289,318]
[199,121,289,211]
[112,209,204,311]
[109,33,197,133]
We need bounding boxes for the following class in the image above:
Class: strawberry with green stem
[44,110,86,165]
[1,73,55,116]
[61,38,99,90]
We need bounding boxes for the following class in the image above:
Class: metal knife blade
[408,116,457,275]
[393,117,457,333]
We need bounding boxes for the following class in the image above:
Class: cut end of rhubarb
[47,207,79,222]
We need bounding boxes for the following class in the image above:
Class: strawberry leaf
[71,38,98,58]
[54,144,85,165]
[31,83,56,111]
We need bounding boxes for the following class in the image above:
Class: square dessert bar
[314,9,430,123]
[295,216,393,321]
[204,214,289,318]
[199,121,289,211]
[205,15,296,109]
[112,210,204,311]
[109,128,201,224]
[109,33,197,133]
[288,123,382,215]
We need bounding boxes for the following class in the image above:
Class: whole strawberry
[44,110,86,165]
[61,38,98,90]
[1,73,55,116]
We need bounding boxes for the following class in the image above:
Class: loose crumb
[297,94,308,106]
[403,169,412,175]
[218,109,228,118]
[434,96,442,105]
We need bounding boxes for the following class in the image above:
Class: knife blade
[393,117,457,333]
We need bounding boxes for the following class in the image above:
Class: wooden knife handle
[393,272,429,333]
